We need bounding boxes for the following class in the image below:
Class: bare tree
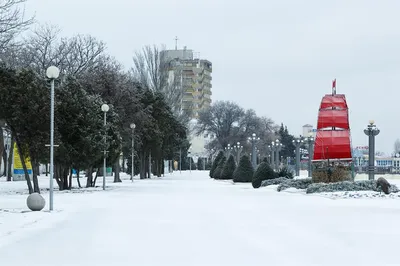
[394,139,400,154]
[132,45,190,125]
[0,0,34,51]
[10,23,105,77]
[196,101,276,154]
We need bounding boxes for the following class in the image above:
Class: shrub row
[306,180,400,194]
[277,178,313,192]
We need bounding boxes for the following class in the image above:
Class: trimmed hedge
[277,178,313,192]
[306,180,400,194]
[220,155,236,180]
[233,155,254,183]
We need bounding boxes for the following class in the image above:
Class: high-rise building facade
[161,47,212,118]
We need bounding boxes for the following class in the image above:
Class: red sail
[317,109,349,129]
[320,94,348,109]
[312,130,352,161]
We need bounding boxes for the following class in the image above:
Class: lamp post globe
[130,123,136,129]
[46,66,60,79]
[101,104,109,112]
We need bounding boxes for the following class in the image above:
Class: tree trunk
[114,157,121,182]
[45,164,48,176]
[7,135,14,181]
[0,127,4,175]
[62,167,69,190]
[86,167,93,188]
[140,150,146,179]
[69,168,73,189]
[93,170,99,187]
[55,164,63,190]
[76,168,81,188]
[15,138,33,194]
[32,160,40,193]
[2,149,6,176]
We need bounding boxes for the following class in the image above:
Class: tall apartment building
[161,47,212,118]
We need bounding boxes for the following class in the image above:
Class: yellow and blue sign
[13,142,32,175]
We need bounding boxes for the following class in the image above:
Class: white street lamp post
[46,66,60,211]
[130,123,136,182]
[101,103,109,190]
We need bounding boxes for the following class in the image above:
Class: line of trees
[0,1,190,193]
[195,100,298,160]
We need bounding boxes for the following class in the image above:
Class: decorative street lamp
[292,138,303,176]
[269,143,276,169]
[304,136,314,177]
[248,133,260,168]
[101,103,109,190]
[46,65,60,211]
[130,123,136,182]
[225,143,233,157]
[233,142,243,163]
[272,139,283,170]
[364,120,380,180]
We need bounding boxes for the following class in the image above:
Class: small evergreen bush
[220,155,236,180]
[213,156,226,179]
[252,178,262,188]
[253,162,277,181]
[210,151,224,178]
[306,180,400,194]
[277,178,313,192]
[252,162,277,189]
[233,155,254,183]
[277,166,294,179]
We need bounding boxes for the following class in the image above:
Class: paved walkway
[1,172,399,266]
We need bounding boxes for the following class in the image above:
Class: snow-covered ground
[1,170,400,266]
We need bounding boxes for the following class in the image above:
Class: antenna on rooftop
[174,36,178,50]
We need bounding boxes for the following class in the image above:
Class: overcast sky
[25,0,400,155]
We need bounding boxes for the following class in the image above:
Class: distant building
[302,124,315,138]
[161,46,212,119]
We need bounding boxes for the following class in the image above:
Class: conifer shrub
[220,155,236,180]
[210,151,224,178]
[277,166,294,179]
[261,177,289,187]
[277,178,313,192]
[306,180,400,194]
[233,155,254,183]
[213,156,226,179]
[252,162,277,189]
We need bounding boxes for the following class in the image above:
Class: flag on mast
[332,78,336,95]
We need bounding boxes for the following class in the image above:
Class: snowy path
[1,172,400,266]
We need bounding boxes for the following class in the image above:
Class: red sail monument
[312,79,353,181]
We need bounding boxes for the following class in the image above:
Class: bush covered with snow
[260,177,289,187]
[233,155,253,183]
[306,180,400,194]
[277,178,313,192]
[220,155,236,180]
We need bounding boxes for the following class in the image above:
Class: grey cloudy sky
[25,0,400,155]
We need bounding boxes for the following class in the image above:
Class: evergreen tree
[233,155,254,183]
[252,161,277,188]
[213,155,226,179]
[278,123,296,159]
[210,151,224,178]
[220,155,236,180]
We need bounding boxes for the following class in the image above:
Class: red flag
[332,79,336,95]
